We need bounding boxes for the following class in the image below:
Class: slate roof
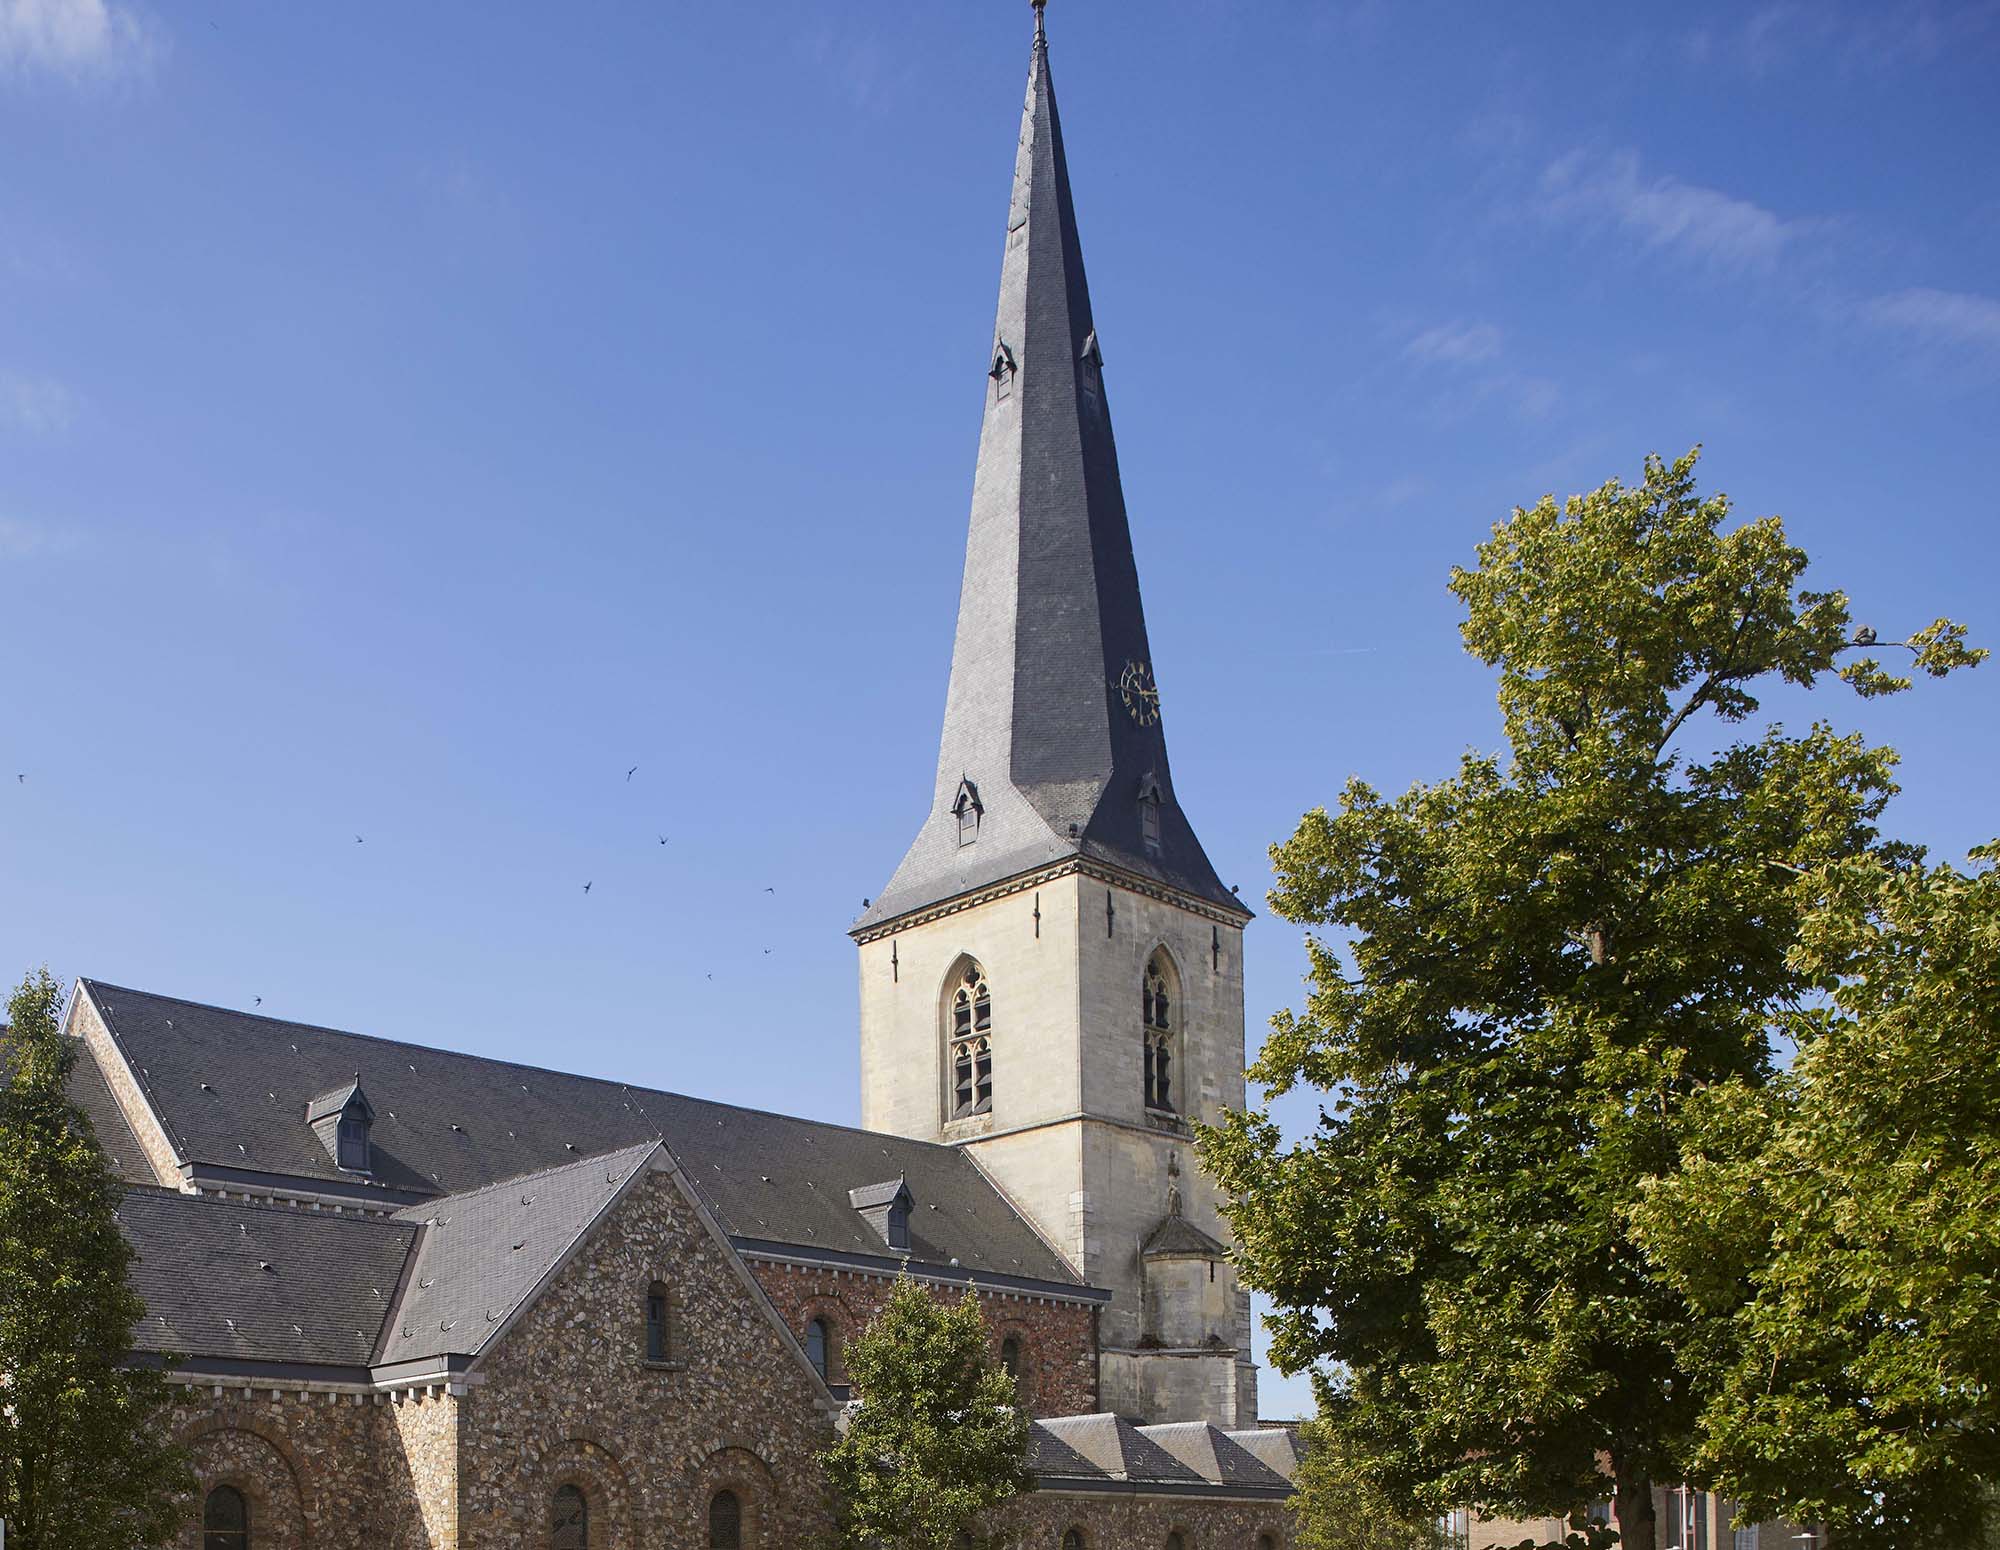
[118,1187,412,1370]
[854,14,1247,932]
[1035,1413,1206,1484]
[1226,1427,1305,1482]
[382,1142,657,1366]
[65,1045,151,1183]
[79,982,1086,1293]
[1136,1422,1291,1489]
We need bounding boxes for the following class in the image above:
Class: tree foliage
[1631,847,2000,1548]
[1291,1412,1461,1550]
[820,1276,1032,1549]
[1197,449,1982,1550]
[0,967,192,1549]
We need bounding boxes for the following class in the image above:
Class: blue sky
[3,0,1996,1418]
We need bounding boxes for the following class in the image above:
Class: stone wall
[750,1256,1099,1416]
[170,1385,447,1550]
[992,1487,1293,1549]
[456,1160,839,1548]
[69,984,183,1187]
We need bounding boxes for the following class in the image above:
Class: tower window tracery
[1143,952,1177,1113]
[948,961,994,1118]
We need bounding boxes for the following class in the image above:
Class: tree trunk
[1613,1459,1657,1550]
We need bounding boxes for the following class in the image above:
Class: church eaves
[856,9,1247,934]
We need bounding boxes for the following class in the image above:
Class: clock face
[1118,659,1160,726]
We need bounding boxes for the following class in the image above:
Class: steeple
[857,8,1244,932]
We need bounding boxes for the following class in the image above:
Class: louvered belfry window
[1143,956,1175,1112]
[949,963,993,1118]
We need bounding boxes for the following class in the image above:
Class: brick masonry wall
[456,1162,839,1548]
[750,1258,1099,1416]
[170,1385,449,1550]
[992,1488,1294,1549]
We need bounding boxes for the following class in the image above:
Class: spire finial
[1032,0,1046,43]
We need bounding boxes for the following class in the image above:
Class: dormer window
[1137,774,1164,855]
[1079,329,1103,400]
[306,1077,374,1174]
[953,778,983,848]
[849,1177,914,1251]
[990,341,1017,403]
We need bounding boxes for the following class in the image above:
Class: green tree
[1631,846,2000,1549]
[1291,1412,1458,1550]
[1198,450,1982,1550]
[820,1276,1032,1549]
[0,967,191,1548]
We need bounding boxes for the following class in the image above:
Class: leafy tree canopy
[1631,846,2000,1549]
[0,967,191,1549]
[1199,449,1982,1550]
[820,1276,1032,1549]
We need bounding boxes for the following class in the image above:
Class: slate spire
[858,10,1244,931]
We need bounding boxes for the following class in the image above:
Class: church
[70,7,1300,1546]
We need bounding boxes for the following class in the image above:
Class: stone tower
[854,6,1258,1428]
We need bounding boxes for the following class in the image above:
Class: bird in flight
[583,881,593,894]
[659,835,669,846]
[763,886,775,894]
[254,996,262,1006]
[355,835,364,844]
[626,766,639,782]
[15,774,22,784]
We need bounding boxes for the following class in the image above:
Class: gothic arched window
[203,1486,249,1550]
[1000,1335,1021,1378]
[646,1281,670,1362]
[552,1484,588,1549]
[709,1488,743,1549]
[1143,952,1177,1113]
[948,961,993,1119]
[806,1316,831,1381]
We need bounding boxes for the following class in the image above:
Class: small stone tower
[853,6,1257,1428]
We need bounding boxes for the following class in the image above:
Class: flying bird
[626,766,639,782]
[15,774,22,784]
[763,886,775,894]
[659,835,669,845]
[355,835,364,844]
[583,881,593,894]
[254,997,262,1007]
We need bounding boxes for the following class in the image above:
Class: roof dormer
[305,1077,374,1174]
[848,1176,913,1253]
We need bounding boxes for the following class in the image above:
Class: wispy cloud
[1704,1,2000,77]
[0,0,155,80]
[0,371,76,435]
[1540,149,1804,271]
[0,514,84,559]
[1864,287,2000,351]
[1406,321,1502,367]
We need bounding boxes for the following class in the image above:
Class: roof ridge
[81,979,1000,1160]
[400,1140,659,1215]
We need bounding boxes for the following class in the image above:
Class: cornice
[850,855,1251,944]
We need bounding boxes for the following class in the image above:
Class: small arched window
[646,1281,670,1362]
[552,1484,588,1550]
[1166,1534,1187,1550]
[1063,1530,1087,1550]
[806,1316,831,1381]
[948,961,994,1119]
[1000,1335,1021,1379]
[203,1486,249,1550]
[709,1488,743,1550]
[1257,1537,1277,1550]
[1143,954,1176,1113]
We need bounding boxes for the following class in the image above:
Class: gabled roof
[1035,1413,1206,1484]
[1226,1426,1305,1482]
[305,1079,370,1124]
[854,10,1247,933]
[78,982,1087,1295]
[119,1187,413,1370]
[1136,1422,1291,1489]
[380,1142,656,1366]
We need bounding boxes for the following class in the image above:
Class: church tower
[854,4,1258,1428]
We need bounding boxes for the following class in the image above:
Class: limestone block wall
[989,1487,1293,1549]
[456,1164,838,1548]
[170,1386,448,1550]
[750,1257,1099,1416]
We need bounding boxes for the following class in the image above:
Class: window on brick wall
[807,1316,831,1381]
[1062,1530,1087,1550]
[947,959,994,1119]
[709,1489,743,1549]
[1000,1335,1022,1379]
[1166,1533,1187,1550]
[203,1487,249,1550]
[552,1484,588,1549]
